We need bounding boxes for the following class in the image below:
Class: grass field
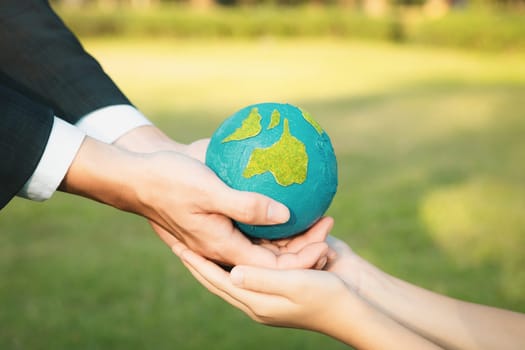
[1,38,524,349]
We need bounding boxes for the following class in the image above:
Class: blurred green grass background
[1,3,525,349]
[56,4,525,52]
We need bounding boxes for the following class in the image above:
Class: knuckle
[236,202,258,223]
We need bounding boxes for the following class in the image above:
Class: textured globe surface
[206,102,338,239]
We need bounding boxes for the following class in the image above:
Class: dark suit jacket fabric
[0,0,131,124]
[0,83,54,210]
[1,0,134,209]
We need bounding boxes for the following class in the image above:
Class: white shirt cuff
[75,105,152,144]
[18,117,86,202]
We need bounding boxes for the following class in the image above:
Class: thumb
[230,266,303,295]
[212,186,290,225]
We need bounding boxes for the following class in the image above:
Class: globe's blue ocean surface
[206,102,338,239]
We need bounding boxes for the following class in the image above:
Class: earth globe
[205,102,338,240]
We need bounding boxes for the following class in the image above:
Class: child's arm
[326,236,525,350]
[172,239,442,350]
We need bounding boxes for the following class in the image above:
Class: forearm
[320,292,442,350]
[355,258,525,349]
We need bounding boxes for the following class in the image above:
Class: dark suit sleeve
[0,82,54,210]
[0,0,131,124]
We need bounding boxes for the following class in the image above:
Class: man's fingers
[275,241,330,269]
[210,185,290,226]
[212,226,330,269]
[281,216,335,253]
[214,230,286,268]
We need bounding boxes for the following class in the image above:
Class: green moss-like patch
[267,109,280,130]
[222,107,262,142]
[243,118,308,186]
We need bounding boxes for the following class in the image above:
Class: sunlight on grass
[320,89,508,156]
[83,38,525,117]
[421,178,525,300]
[2,38,524,349]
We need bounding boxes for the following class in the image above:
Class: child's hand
[172,239,352,333]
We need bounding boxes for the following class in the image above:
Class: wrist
[323,289,441,349]
[113,125,187,154]
[314,288,372,345]
[346,253,396,300]
[59,137,144,213]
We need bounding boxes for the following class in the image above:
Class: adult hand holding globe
[206,103,338,240]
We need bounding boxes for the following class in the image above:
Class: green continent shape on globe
[243,118,308,186]
[222,107,262,143]
[301,109,324,135]
[267,109,280,130]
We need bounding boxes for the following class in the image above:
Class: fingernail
[230,267,244,286]
[267,202,290,224]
